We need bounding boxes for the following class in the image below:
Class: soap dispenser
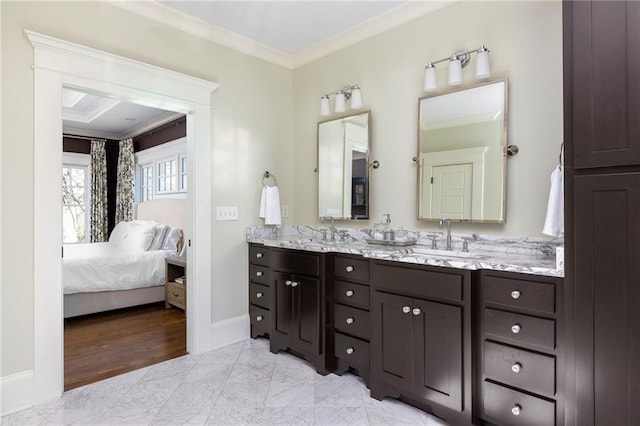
[382,213,394,240]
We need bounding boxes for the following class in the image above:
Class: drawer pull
[511,323,521,334]
[256,315,263,322]
[285,280,292,286]
[345,317,354,325]
[256,271,263,277]
[511,404,522,416]
[412,308,422,316]
[345,290,354,297]
[402,306,411,314]
[511,362,522,373]
[256,292,263,298]
[511,290,521,299]
[291,281,299,288]
[171,292,179,298]
[346,347,354,355]
[256,252,263,258]
[345,265,354,272]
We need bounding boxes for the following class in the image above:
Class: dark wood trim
[134,116,186,152]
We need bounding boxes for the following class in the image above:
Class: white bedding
[63,242,174,295]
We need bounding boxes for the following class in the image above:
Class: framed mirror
[417,79,507,223]
[318,111,371,220]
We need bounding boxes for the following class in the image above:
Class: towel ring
[263,171,278,187]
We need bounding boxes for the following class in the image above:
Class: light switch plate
[281,205,289,218]
[216,206,238,221]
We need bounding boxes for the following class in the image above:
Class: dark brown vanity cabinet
[248,244,270,338]
[478,270,563,426]
[269,248,328,374]
[369,260,472,425]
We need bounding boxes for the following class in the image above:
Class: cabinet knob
[172,292,179,297]
[256,253,263,258]
[345,290,354,297]
[346,347,354,355]
[291,281,299,288]
[256,292,263,298]
[346,317,354,325]
[412,308,422,316]
[256,271,263,277]
[285,280,292,286]
[345,265,354,273]
[402,306,411,314]
[511,362,522,373]
[511,324,521,334]
[511,290,521,300]
[256,315,263,322]
[511,404,522,416]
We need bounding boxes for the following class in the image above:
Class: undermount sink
[410,246,474,258]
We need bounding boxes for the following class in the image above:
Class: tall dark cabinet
[564,1,640,424]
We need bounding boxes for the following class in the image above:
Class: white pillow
[148,222,168,251]
[121,220,157,251]
[109,221,130,246]
[162,227,182,253]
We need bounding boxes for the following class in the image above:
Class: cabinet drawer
[372,261,463,302]
[334,280,370,309]
[166,282,185,308]
[483,274,556,314]
[249,282,270,309]
[334,256,370,284]
[249,264,269,285]
[334,304,370,340]
[335,332,369,369]
[484,341,556,397]
[484,309,555,351]
[250,305,269,331]
[271,249,320,276]
[249,245,270,266]
[483,380,555,426]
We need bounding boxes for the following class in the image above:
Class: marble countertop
[246,226,564,278]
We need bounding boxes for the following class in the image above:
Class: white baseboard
[209,314,250,350]
[1,370,34,417]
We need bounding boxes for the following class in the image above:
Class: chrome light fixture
[423,45,491,91]
[320,84,362,116]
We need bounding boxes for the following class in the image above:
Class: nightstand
[165,256,186,311]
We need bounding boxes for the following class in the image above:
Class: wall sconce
[423,45,490,92]
[320,84,362,116]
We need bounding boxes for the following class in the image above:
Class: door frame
[27,31,219,404]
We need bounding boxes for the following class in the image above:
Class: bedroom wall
[1,1,293,379]
[292,0,563,237]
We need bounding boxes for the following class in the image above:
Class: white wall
[292,1,563,236]
[0,1,293,379]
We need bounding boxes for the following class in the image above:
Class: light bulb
[475,46,491,79]
[335,91,346,113]
[448,55,462,86]
[424,63,437,91]
[320,95,330,116]
[350,86,362,109]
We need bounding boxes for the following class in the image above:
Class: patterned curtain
[89,140,108,242]
[115,138,135,224]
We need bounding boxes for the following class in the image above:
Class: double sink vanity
[247,227,563,425]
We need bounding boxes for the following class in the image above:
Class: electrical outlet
[281,205,289,218]
[216,206,238,221]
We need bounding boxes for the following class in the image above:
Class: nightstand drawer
[334,256,370,283]
[334,280,370,309]
[249,245,270,266]
[249,282,270,309]
[335,332,369,369]
[483,274,555,314]
[483,380,555,426]
[250,264,269,285]
[334,304,370,340]
[484,309,555,350]
[484,341,556,397]
[166,282,185,309]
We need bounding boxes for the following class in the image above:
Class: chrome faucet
[322,216,337,241]
[439,218,452,250]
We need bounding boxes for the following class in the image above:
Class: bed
[63,198,186,318]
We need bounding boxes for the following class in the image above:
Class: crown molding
[107,0,455,70]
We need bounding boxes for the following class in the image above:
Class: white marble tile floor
[1,338,448,425]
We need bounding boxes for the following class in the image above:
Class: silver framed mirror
[317,111,371,220]
[417,79,508,223]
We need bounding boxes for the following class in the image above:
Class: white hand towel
[259,186,267,219]
[258,185,282,225]
[543,164,564,237]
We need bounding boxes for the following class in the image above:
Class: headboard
[134,198,187,231]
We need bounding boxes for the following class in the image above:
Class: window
[180,154,187,191]
[156,158,178,193]
[134,138,187,201]
[62,165,89,243]
[140,164,153,202]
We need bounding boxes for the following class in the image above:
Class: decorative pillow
[162,227,183,253]
[109,221,130,246]
[121,220,157,251]
[148,222,169,251]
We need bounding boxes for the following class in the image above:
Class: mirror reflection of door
[431,163,472,219]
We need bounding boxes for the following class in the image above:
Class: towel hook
[263,171,278,187]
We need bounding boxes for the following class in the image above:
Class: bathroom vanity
[246,234,563,426]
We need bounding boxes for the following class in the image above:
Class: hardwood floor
[64,303,186,391]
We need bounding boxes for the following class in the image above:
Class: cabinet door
[413,299,463,412]
[568,1,640,168]
[271,272,293,339]
[574,173,640,425]
[371,290,413,392]
[291,275,321,355]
